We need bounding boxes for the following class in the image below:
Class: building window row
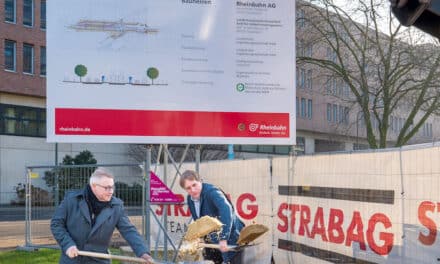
[389,115,405,133]
[0,104,46,137]
[325,77,350,98]
[4,0,45,29]
[236,137,305,155]
[358,112,379,131]
[297,97,313,119]
[4,40,46,76]
[327,103,349,124]
[297,39,313,58]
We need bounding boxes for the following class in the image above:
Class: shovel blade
[237,224,269,245]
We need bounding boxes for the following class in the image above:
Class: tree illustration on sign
[146,67,159,84]
[74,64,87,82]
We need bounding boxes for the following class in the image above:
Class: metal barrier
[23,164,145,249]
[15,142,440,263]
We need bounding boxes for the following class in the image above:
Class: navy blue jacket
[51,189,148,264]
[187,183,244,262]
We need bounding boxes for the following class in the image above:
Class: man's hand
[219,240,229,252]
[65,245,79,258]
[140,253,154,263]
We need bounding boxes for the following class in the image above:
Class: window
[422,123,433,138]
[297,39,304,57]
[344,107,349,124]
[40,46,46,76]
[299,68,306,88]
[0,104,46,137]
[327,104,332,122]
[390,116,394,132]
[306,69,312,89]
[258,145,274,153]
[297,9,305,28]
[240,145,258,152]
[23,44,34,74]
[274,146,291,155]
[333,104,338,123]
[4,40,16,71]
[343,82,350,98]
[296,97,299,117]
[332,79,338,95]
[306,44,313,57]
[23,0,33,27]
[325,78,332,94]
[235,144,294,155]
[296,137,305,155]
[40,0,46,29]
[296,67,299,87]
[5,0,16,23]
[326,77,337,95]
[301,98,306,118]
[307,99,312,119]
[339,105,344,123]
[327,47,337,63]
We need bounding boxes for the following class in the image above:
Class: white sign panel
[47,0,295,144]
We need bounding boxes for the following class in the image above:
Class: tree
[74,64,88,82]
[146,67,159,84]
[297,0,440,148]
[43,150,97,200]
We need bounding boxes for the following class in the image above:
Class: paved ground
[0,221,25,250]
[0,216,144,250]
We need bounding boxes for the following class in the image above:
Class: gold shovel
[183,220,269,252]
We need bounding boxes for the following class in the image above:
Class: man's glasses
[95,184,115,192]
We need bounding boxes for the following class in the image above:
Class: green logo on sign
[236,83,245,92]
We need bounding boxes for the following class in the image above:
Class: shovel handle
[198,242,237,251]
[77,250,151,263]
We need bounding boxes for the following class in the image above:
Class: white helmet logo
[249,123,259,132]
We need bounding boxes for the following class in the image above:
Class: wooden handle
[198,243,237,251]
[77,250,151,263]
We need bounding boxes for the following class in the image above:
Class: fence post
[145,145,152,254]
[25,168,31,246]
[54,143,60,206]
[195,145,201,173]
[163,144,168,261]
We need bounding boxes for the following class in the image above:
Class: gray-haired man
[51,167,153,264]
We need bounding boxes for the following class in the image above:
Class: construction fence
[22,142,440,263]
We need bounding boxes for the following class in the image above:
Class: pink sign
[150,171,182,204]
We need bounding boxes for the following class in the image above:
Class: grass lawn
[0,248,122,264]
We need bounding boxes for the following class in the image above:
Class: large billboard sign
[47,0,295,144]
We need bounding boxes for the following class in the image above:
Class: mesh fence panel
[25,164,145,248]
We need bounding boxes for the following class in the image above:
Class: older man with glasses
[51,167,153,264]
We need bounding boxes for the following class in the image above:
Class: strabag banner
[46,0,295,144]
[155,144,440,263]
